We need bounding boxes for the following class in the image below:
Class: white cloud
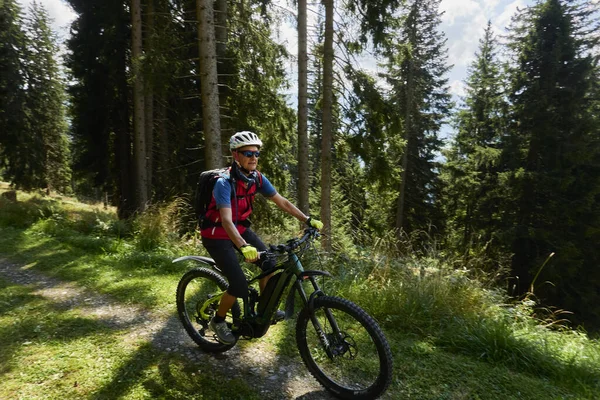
[440,0,481,25]
[482,0,501,12]
[441,0,536,88]
[17,0,76,43]
[441,1,489,73]
[446,13,489,69]
[449,79,467,98]
[495,0,526,32]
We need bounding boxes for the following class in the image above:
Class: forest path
[0,258,337,400]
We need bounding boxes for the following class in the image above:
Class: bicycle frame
[176,229,343,352]
[190,245,334,340]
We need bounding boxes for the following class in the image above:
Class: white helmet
[229,131,263,150]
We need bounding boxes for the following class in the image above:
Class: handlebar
[259,227,320,260]
[273,227,320,252]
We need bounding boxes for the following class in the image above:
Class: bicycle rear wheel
[176,267,240,353]
[296,296,393,399]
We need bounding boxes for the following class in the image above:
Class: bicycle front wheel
[176,267,240,353]
[296,296,393,399]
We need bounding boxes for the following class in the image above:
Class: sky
[439,0,535,97]
[17,0,538,103]
[17,0,76,44]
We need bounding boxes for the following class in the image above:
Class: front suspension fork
[298,276,343,359]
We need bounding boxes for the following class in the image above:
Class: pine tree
[442,21,507,261]
[131,0,148,209]
[297,0,310,215]
[504,0,600,328]
[0,0,34,188]
[144,0,205,201]
[24,1,72,193]
[343,67,398,235]
[346,0,403,47]
[320,0,335,250]
[340,1,407,238]
[221,0,295,190]
[66,0,134,217]
[382,0,452,236]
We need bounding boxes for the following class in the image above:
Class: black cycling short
[202,229,275,298]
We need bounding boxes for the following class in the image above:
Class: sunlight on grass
[1,187,599,399]
[0,277,261,400]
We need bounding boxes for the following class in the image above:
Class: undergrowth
[328,243,600,393]
[1,186,599,398]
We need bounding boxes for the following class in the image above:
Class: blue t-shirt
[213,174,277,209]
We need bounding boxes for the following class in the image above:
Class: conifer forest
[1,0,600,332]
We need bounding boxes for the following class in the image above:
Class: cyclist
[201,131,323,345]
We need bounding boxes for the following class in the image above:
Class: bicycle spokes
[297,297,392,397]
[177,267,240,352]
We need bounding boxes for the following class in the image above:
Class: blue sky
[19,0,541,106]
[439,0,536,97]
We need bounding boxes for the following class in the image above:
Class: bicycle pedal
[271,310,285,324]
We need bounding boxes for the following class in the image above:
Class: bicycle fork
[296,275,344,359]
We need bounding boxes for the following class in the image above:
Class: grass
[387,333,588,399]
[0,277,261,400]
[1,184,599,399]
[331,254,600,398]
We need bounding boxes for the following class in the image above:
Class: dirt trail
[0,258,337,400]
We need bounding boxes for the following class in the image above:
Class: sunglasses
[239,150,260,158]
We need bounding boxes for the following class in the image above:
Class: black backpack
[194,167,263,224]
[194,168,230,223]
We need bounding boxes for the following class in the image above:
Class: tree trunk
[396,43,415,236]
[297,0,309,215]
[155,98,168,197]
[215,0,230,144]
[396,138,409,233]
[396,106,411,234]
[131,0,147,211]
[197,0,222,169]
[116,16,135,219]
[215,0,227,60]
[144,0,155,201]
[320,0,334,251]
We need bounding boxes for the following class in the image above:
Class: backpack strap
[256,171,263,190]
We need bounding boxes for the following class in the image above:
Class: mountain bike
[174,227,393,399]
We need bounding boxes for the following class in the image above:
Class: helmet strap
[231,160,256,186]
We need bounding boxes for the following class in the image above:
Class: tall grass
[132,199,193,252]
[332,228,600,391]
[0,194,59,228]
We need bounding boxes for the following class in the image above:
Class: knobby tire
[296,296,393,399]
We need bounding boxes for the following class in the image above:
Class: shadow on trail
[0,260,332,399]
[0,207,344,399]
[0,277,121,380]
[92,310,335,400]
[90,313,274,400]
